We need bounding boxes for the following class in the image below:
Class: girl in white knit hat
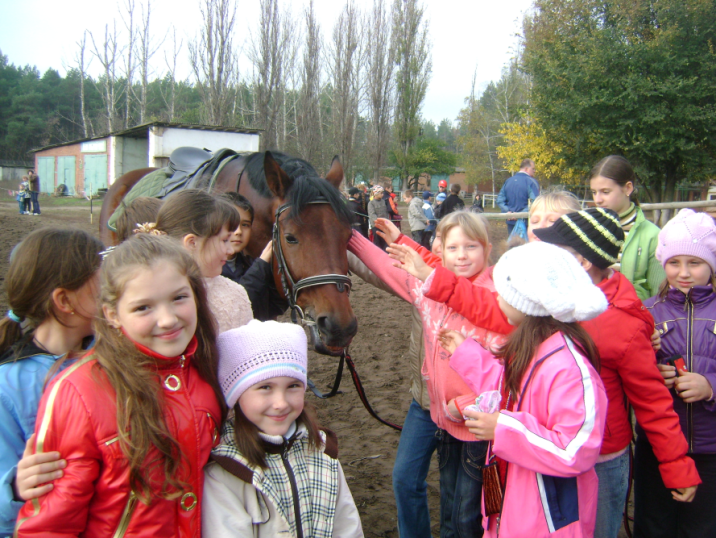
[436,241,609,538]
[202,319,363,538]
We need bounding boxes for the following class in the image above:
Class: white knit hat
[217,320,308,408]
[493,242,608,323]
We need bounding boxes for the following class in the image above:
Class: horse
[99,151,358,355]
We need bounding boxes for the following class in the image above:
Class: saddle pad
[107,167,172,231]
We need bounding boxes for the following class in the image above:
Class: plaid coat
[203,420,363,538]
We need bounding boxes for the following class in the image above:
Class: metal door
[37,157,55,193]
[57,156,76,193]
[83,155,108,195]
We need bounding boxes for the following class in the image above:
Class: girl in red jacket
[15,233,226,537]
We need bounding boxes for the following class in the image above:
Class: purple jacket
[644,286,716,454]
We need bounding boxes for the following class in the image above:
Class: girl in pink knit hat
[637,208,716,537]
[202,320,363,538]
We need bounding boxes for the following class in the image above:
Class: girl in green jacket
[590,155,665,301]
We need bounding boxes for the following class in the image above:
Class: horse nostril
[316,315,332,335]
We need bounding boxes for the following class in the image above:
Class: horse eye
[285,234,299,245]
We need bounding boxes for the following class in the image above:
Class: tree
[296,0,323,164]
[189,0,238,126]
[497,119,582,185]
[73,31,92,137]
[392,0,432,189]
[90,22,123,132]
[405,137,457,186]
[523,0,716,208]
[249,0,296,150]
[137,0,163,123]
[365,0,395,182]
[328,0,363,184]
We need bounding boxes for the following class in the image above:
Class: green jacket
[619,207,665,301]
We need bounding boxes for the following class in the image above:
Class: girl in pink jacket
[431,242,609,537]
[349,211,508,537]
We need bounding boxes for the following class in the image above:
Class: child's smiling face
[239,376,305,436]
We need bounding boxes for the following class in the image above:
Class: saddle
[107,147,244,231]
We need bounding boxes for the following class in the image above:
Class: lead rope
[306,350,403,431]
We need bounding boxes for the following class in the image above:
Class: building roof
[30,121,262,153]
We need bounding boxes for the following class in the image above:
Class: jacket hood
[598,271,654,330]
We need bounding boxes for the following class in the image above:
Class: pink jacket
[347,231,506,441]
[451,333,607,538]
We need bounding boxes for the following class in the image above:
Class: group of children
[0,152,714,538]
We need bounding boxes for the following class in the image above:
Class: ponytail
[0,313,24,359]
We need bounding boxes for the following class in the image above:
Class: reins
[271,197,402,432]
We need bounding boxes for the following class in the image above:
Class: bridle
[272,198,352,325]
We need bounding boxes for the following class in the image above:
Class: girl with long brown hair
[15,233,226,537]
[153,189,253,332]
[0,227,103,535]
[438,242,608,538]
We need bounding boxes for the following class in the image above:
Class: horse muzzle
[307,317,357,356]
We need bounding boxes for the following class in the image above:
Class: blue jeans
[594,450,630,538]
[30,191,40,214]
[393,400,439,538]
[437,430,486,538]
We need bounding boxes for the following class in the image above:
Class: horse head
[262,151,357,355]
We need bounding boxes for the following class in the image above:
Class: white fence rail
[481,199,716,220]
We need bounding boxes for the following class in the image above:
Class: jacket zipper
[281,442,304,538]
[686,295,694,452]
[112,491,138,538]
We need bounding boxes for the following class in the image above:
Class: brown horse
[100,151,357,354]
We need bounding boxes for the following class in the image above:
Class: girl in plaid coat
[202,320,363,538]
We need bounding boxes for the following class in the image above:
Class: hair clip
[6,310,23,323]
[99,246,116,260]
[133,222,167,236]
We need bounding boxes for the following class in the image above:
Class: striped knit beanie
[532,207,624,269]
[217,320,308,408]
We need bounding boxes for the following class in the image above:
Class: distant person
[27,169,40,215]
[368,186,390,251]
[470,193,484,214]
[441,183,465,216]
[421,192,437,249]
[437,179,448,196]
[348,187,369,238]
[434,192,447,220]
[19,177,31,215]
[497,158,538,234]
[404,189,428,244]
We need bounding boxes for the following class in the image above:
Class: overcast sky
[0,0,533,126]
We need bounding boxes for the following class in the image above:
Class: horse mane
[244,151,352,225]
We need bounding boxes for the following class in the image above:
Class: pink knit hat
[217,320,308,408]
[656,209,716,272]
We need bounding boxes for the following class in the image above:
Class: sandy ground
[0,201,632,537]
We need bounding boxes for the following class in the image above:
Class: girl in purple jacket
[638,209,716,537]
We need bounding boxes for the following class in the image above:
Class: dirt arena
[0,199,514,537]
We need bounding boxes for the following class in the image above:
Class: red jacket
[15,338,221,538]
[426,267,700,488]
[581,271,699,488]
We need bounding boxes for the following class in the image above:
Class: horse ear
[324,155,344,189]
[264,151,293,199]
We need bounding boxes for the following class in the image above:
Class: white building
[30,122,261,195]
